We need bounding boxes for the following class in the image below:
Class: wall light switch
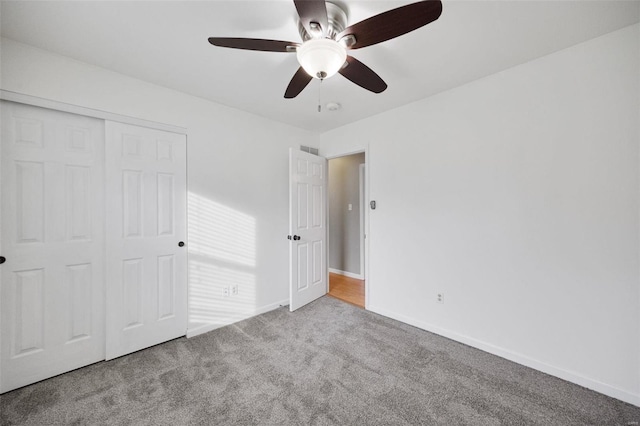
[348,204,353,211]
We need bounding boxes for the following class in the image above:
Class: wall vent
[300,145,319,156]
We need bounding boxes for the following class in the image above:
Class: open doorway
[327,153,366,308]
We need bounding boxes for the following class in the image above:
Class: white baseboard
[186,298,289,338]
[329,268,364,280]
[368,305,640,408]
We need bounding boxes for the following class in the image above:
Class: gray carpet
[1,296,639,425]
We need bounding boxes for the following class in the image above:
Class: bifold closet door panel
[105,121,187,360]
[0,102,105,393]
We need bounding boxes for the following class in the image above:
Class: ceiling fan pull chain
[317,79,322,113]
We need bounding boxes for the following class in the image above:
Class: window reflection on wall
[187,192,257,330]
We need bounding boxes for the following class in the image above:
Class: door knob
[0,256,5,264]
[293,235,301,241]
[178,241,185,247]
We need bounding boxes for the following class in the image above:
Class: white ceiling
[1,1,638,133]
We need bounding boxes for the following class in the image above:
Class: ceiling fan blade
[339,56,387,94]
[337,0,442,50]
[294,0,329,37]
[285,67,314,98]
[208,37,298,52]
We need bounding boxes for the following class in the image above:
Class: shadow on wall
[187,192,257,330]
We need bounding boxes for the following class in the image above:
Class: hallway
[328,273,364,308]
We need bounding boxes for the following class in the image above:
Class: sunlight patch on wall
[188,192,256,267]
[187,192,258,329]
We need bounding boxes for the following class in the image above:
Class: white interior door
[0,102,105,392]
[289,148,327,311]
[105,121,187,360]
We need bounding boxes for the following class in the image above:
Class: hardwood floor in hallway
[328,273,365,308]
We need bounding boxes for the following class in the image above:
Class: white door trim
[0,90,186,135]
[359,163,365,281]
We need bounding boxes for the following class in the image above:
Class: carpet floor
[1,296,639,425]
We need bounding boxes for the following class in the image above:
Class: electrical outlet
[223,286,230,297]
[437,293,444,304]
[232,284,238,296]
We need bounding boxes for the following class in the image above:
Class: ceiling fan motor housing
[298,2,348,41]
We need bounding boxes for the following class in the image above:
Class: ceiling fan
[208,0,442,99]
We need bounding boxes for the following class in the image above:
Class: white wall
[1,38,319,336]
[320,24,640,406]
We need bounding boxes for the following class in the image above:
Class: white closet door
[105,121,187,360]
[0,102,105,393]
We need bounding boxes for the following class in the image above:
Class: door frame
[359,163,366,281]
[324,147,370,310]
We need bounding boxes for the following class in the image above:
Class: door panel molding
[105,121,187,360]
[289,148,327,311]
[0,102,105,393]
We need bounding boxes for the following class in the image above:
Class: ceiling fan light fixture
[297,39,346,80]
